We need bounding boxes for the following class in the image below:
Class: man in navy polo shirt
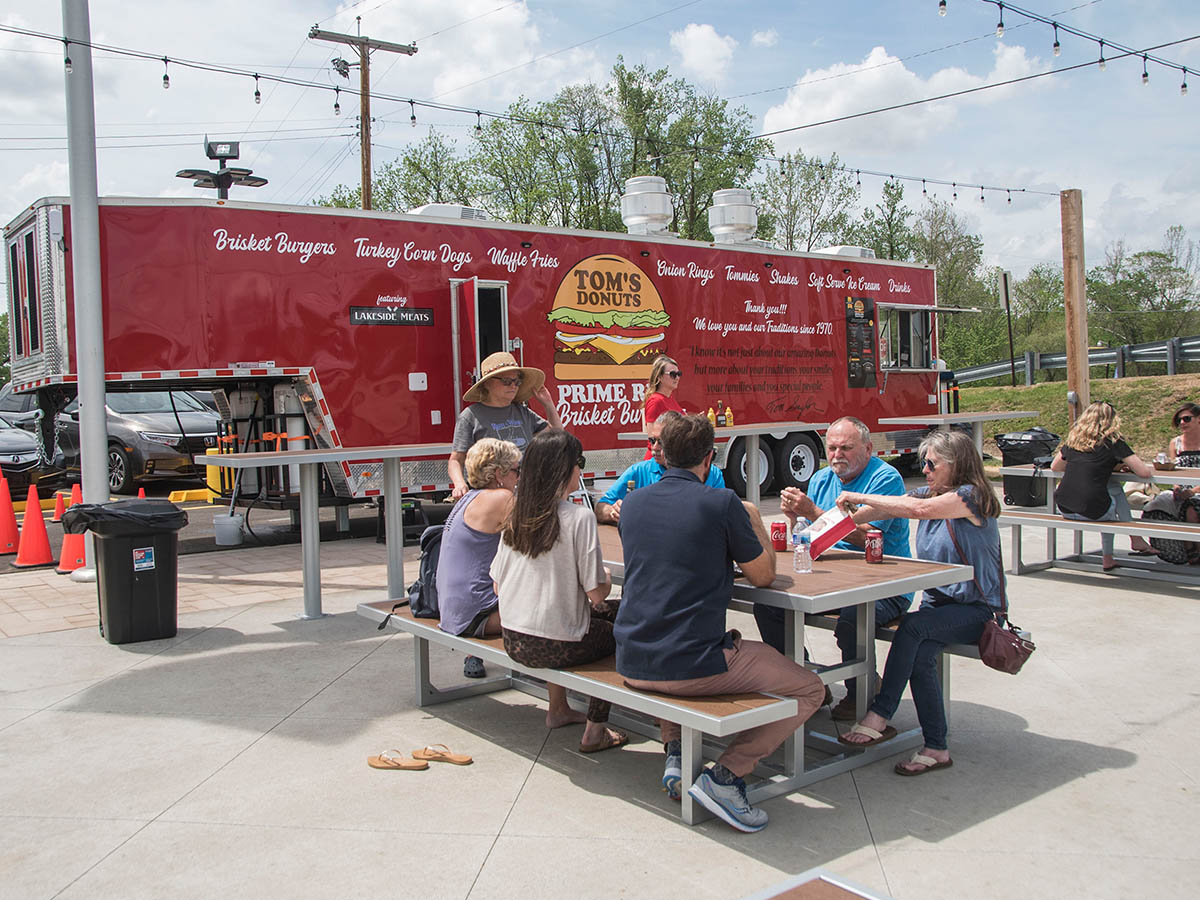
[614,414,826,833]
[753,417,913,722]
[594,411,724,524]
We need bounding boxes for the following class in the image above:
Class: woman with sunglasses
[1050,401,1155,571]
[450,352,562,501]
[436,440,521,680]
[1141,403,1200,564]
[641,356,685,458]
[833,430,1005,776]
[490,429,628,752]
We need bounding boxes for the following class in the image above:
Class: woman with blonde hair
[436,439,520,678]
[833,430,1005,775]
[1051,401,1154,571]
[641,355,685,458]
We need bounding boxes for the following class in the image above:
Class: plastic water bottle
[793,533,813,574]
[791,517,810,545]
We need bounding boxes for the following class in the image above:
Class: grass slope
[960,374,1200,458]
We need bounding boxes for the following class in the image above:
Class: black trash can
[62,499,189,644]
[994,427,1060,506]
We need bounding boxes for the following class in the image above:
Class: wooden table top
[998,463,1200,487]
[597,524,971,614]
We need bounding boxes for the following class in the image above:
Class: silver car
[56,391,221,494]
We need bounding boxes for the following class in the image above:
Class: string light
[333,86,341,116]
[161,56,170,89]
[855,170,861,187]
[409,100,416,127]
[1142,55,1150,85]
[1183,69,1190,96]
[694,152,702,172]
[922,179,927,197]
[1007,189,1012,204]
[938,0,947,15]
[952,182,958,202]
[62,39,72,74]
[539,126,547,147]
[1052,23,1060,57]
[979,185,985,203]
[995,3,1004,38]
[475,111,482,135]
[253,74,261,105]
[1098,40,1106,71]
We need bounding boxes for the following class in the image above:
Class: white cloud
[669,23,737,85]
[751,29,778,48]
[762,43,1047,156]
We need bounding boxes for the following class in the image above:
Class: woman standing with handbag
[833,430,1005,776]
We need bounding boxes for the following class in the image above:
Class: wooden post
[1061,189,1089,423]
[359,46,371,210]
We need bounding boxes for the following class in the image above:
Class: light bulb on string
[475,112,483,135]
[1007,190,1012,205]
[333,87,341,115]
[1098,41,1106,71]
[1052,24,1060,57]
[938,0,946,16]
[855,170,861,188]
[952,182,957,202]
[995,3,1004,38]
[694,153,702,172]
[253,74,261,105]
[979,186,985,203]
[63,39,72,74]
[162,57,170,89]
[1182,69,1189,96]
[922,179,927,197]
[539,127,547,147]
[409,100,417,127]
[1142,56,1149,85]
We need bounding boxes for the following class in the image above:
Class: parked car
[55,391,222,494]
[0,412,43,496]
[0,381,42,429]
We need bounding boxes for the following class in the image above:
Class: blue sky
[2,1,1197,278]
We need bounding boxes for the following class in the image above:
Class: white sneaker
[687,771,768,832]
[662,752,682,800]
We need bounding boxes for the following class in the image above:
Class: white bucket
[212,512,245,546]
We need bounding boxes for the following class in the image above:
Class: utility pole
[308,22,417,211]
[1061,189,1089,424]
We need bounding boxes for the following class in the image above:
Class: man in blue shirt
[753,417,913,722]
[595,410,724,525]
[615,414,825,833]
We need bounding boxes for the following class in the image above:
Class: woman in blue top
[833,430,1005,776]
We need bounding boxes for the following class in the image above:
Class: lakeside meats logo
[548,255,669,380]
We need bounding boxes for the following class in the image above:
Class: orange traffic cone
[56,522,86,574]
[12,485,54,568]
[137,486,146,499]
[69,482,82,508]
[0,478,18,556]
[51,490,67,522]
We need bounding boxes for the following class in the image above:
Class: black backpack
[406,524,444,618]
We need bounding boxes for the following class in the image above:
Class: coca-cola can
[770,520,789,551]
[865,529,884,563]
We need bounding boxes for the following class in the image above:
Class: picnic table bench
[357,601,798,826]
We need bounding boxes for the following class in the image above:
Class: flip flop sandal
[463,656,487,678]
[836,723,898,748]
[412,744,474,765]
[579,728,629,754]
[367,750,429,771]
[894,752,954,776]
[1128,549,1159,556]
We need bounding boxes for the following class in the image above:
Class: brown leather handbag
[946,519,1036,674]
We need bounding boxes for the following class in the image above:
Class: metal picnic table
[196,443,452,618]
[879,410,1038,456]
[597,526,972,795]
[618,420,830,505]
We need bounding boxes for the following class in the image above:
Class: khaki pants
[624,633,825,777]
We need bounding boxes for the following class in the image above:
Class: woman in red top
[641,356,684,458]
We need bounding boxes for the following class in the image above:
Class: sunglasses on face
[920,456,938,471]
[494,376,523,387]
[1179,415,1194,426]
[647,436,663,447]
[665,370,682,379]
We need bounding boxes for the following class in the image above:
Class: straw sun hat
[462,352,546,404]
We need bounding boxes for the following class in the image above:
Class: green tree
[852,179,913,261]
[316,131,480,211]
[1011,263,1067,381]
[755,150,859,251]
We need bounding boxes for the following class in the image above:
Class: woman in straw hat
[449,351,561,501]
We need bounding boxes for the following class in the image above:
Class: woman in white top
[490,429,626,754]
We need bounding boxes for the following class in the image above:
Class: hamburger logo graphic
[548,254,670,380]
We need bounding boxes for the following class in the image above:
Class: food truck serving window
[877,305,935,370]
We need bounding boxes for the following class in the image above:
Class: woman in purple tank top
[436,440,520,677]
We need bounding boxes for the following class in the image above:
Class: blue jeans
[869,601,993,751]
[1062,494,1119,556]
[835,594,913,695]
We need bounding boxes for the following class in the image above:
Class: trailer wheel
[108,445,135,494]
[723,439,775,498]
[773,433,820,491]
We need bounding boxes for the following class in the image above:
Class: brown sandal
[579,727,628,754]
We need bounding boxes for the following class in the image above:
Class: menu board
[844,295,877,389]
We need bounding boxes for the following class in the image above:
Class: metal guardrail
[953,335,1200,384]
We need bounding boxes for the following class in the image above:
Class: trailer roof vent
[708,188,758,243]
[815,244,876,259]
[620,176,674,235]
[407,203,490,221]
